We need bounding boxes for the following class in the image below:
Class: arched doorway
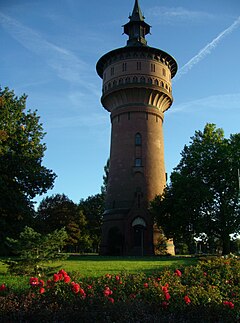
[132,217,146,256]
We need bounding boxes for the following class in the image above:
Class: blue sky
[0,0,240,205]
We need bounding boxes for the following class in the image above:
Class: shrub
[0,256,239,321]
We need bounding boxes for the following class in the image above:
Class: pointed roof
[123,0,151,47]
[129,0,145,22]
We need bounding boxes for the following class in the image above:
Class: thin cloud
[174,16,240,81]
[147,6,215,24]
[170,93,240,114]
[0,12,95,91]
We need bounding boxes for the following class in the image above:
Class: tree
[0,87,56,252]
[78,193,104,252]
[36,194,85,251]
[151,124,240,255]
[4,226,68,275]
[101,158,109,195]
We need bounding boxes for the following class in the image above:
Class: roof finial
[123,0,151,47]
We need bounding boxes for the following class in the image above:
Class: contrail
[174,16,240,81]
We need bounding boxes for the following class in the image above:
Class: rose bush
[0,257,239,321]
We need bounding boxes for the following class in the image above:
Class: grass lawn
[0,255,197,293]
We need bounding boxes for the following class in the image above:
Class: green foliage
[36,194,93,252]
[3,226,68,276]
[151,124,240,255]
[78,193,104,252]
[0,87,56,252]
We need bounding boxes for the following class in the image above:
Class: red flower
[0,284,6,291]
[108,297,114,303]
[39,287,45,294]
[165,293,171,301]
[184,295,191,305]
[104,286,113,297]
[175,269,182,277]
[39,279,45,287]
[115,275,120,281]
[58,269,67,276]
[64,275,71,283]
[79,288,86,298]
[162,286,168,293]
[223,301,234,309]
[203,272,207,276]
[29,277,39,287]
[72,283,80,294]
[143,283,149,288]
[53,274,59,282]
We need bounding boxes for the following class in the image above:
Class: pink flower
[104,286,113,297]
[115,275,120,281]
[203,272,207,276]
[184,295,191,305]
[175,269,182,277]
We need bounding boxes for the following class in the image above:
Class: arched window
[135,133,142,146]
[133,76,138,83]
[154,79,159,86]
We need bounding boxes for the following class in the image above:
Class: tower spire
[123,0,151,47]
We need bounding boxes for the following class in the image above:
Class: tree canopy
[151,124,240,255]
[0,87,56,251]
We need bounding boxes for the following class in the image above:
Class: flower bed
[0,257,239,322]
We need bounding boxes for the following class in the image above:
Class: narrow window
[135,158,142,167]
[125,77,130,83]
[128,112,131,120]
[151,64,155,72]
[137,62,142,70]
[111,67,114,76]
[122,62,127,72]
[140,76,145,83]
[154,79,159,86]
[135,133,142,146]
[162,68,166,77]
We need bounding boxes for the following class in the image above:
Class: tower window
[135,133,142,146]
[154,79,159,86]
[125,77,130,83]
[137,62,141,70]
[135,158,142,167]
[122,62,127,72]
[111,67,114,76]
[162,68,166,77]
[151,64,155,72]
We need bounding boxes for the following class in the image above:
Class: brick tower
[96,0,177,255]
